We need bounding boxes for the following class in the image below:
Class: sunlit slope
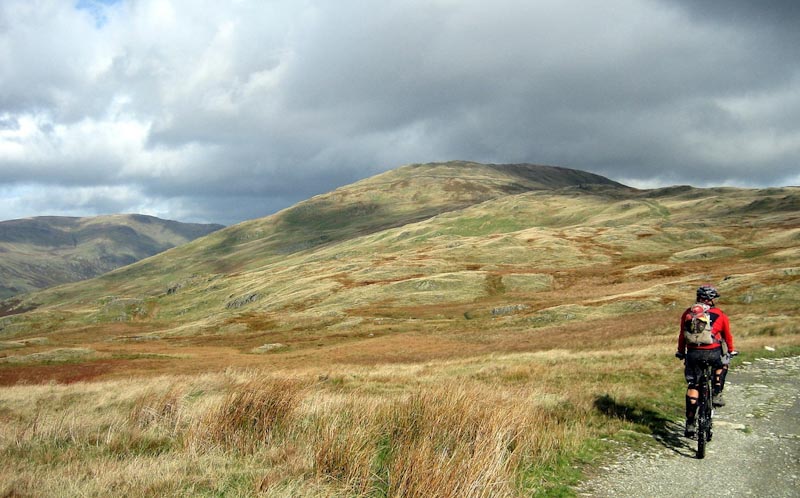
[1,162,797,362]
[139,160,625,276]
[198,184,797,320]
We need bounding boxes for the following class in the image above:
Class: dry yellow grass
[0,355,603,496]
[3,326,797,496]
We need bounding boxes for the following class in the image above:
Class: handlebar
[675,350,738,360]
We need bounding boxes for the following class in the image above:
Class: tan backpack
[684,303,715,346]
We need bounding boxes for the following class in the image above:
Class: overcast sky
[1,0,798,226]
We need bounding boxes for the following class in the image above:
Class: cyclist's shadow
[594,394,696,458]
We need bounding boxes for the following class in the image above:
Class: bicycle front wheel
[696,379,713,459]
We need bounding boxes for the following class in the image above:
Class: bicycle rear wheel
[706,374,714,443]
[697,414,706,459]
[696,371,713,459]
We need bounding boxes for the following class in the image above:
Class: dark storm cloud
[666,0,800,29]
[0,0,798,225]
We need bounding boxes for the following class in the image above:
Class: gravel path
[577,355,800,497]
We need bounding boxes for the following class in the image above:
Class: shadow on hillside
[0,299,38,318]
[594,394,695,458]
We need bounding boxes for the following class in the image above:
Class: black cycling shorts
[684,348,724,387]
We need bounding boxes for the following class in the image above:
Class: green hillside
[0,214,223,299]
[2,161,796,362]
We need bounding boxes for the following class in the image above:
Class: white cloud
[0,111,149,179]
[0,0,798,225]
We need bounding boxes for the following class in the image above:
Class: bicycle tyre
[705,369,714,443]
[697,412,706,459]
[696,367,713,459]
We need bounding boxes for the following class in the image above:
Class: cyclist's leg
[685,387,699,436]
[712,350,726,406]
[718,364,729,397]
[714,368,724,392]
[684,352,701,410]
[686,387,699,418]
[684,354,700,435]
[719,343,730,391]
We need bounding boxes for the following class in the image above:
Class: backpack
[684,303,716,346]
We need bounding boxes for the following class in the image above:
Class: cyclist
[676,284,735,437]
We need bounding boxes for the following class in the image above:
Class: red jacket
[678,306,734,353]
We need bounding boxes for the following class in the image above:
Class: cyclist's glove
[675,351,685,360]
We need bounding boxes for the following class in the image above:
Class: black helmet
[696,285,720,302]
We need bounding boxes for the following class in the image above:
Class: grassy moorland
[0,161,798,496]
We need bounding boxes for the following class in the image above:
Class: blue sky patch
[75,0,121,27]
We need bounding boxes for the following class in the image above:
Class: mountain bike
[680,351,738,459]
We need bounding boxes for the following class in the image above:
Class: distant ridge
[0,214,224,298]
[363,161,626,191]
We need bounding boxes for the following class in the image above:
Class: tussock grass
[0,359,609,497]
[377,386,580,497]
[130,383,188,435]
[191,376,309,454]
[1,333,798,496]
